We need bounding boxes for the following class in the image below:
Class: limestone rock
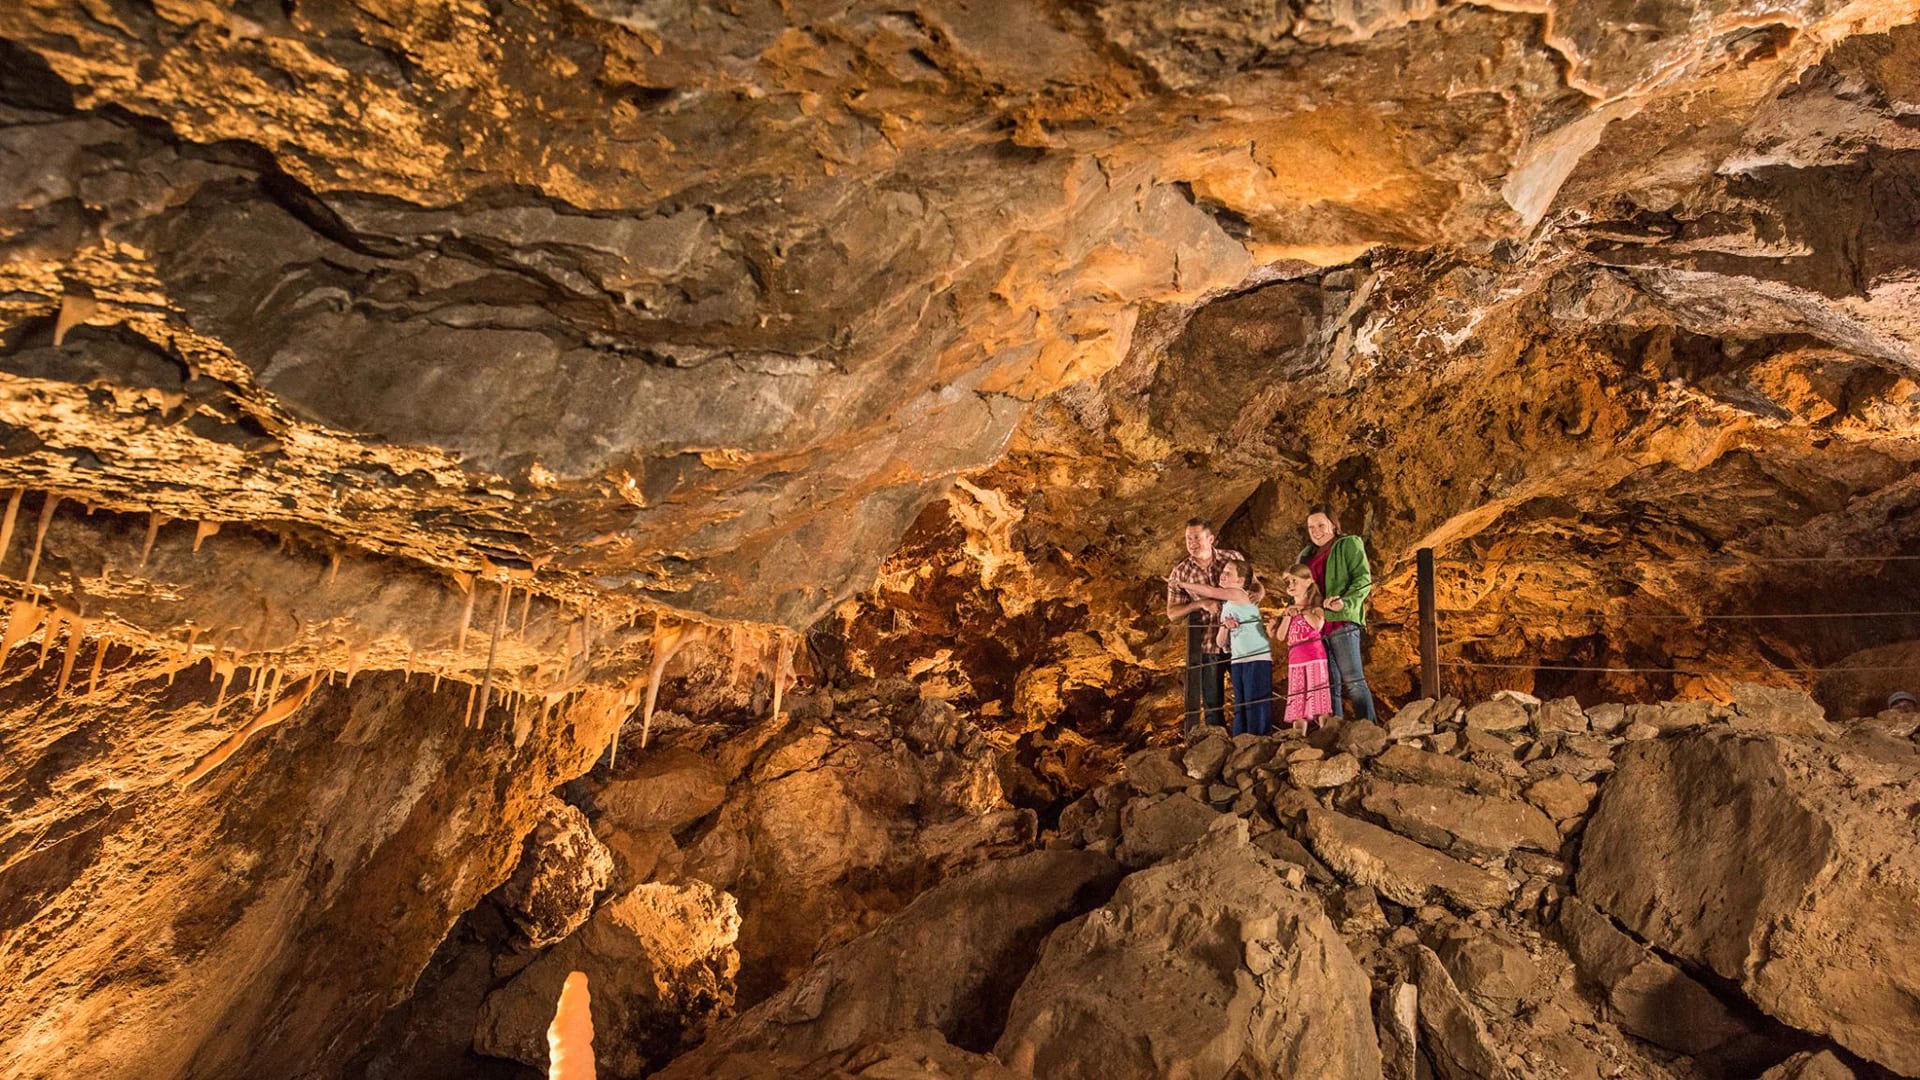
[475,882,741,1077]
[1372,744,1509,796]
[1465,698,1530,733]
[1117,791,1222,866]
[588,747,729,833]
[1432,924,1544,1017]
[1335,719,1392,759]
[491,796,614,949]
[1585,704,1628,735]
[1411,944,1513,1080]
[1728,682,1836,738]
[1625,700,1715,733]
[1361,780,1560,858]
[997,821,1383,1080]
[1523,773,1598,822]
[1533,697,1589,734]
[660,850,1120,1074]
[1304,809,1511,911]
[1557,896,1757,1058]
[1578,730,1920,1074]
[1182,731,1231,781]
[1291,751,1361,789]
[1388,698,1455,740]
[1124,746,1189,795]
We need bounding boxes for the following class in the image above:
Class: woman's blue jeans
[1324,623,1376,723]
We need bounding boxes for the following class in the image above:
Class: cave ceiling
[1,0,1918,698]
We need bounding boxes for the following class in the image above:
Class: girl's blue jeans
[1230,659,1273,737]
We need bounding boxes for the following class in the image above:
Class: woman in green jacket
[1298,506,1376,723]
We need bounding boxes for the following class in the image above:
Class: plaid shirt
[1166,548,1251,635]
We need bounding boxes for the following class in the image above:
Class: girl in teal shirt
[1212,559,1274,736]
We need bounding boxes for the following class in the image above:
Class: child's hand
[1325,596,1345,612]
[1221,614,1239,629]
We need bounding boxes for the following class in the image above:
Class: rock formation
[5,3,1920,1079]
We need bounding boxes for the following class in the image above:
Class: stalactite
[25,494,60,585]
[37,609,61,669]
[328,550,341,584]
[211,660,234,713]
[455,574,477,655]
[52,292,97,346]
[432,667,443,693]
[180,673,318,787]
[2,600,44,654]
[138,512,166,568]
[477,579,510,726]
[55,616,84,695]
[0,488,23,572]
[345,645,366,687]
[192,520,220,552]
[464,681,479,728]
[632,621,707,757]
[517,586,533,637]
[85,635,108,699]
[728,625,763,690]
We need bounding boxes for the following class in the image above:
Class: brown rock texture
[1577,729,1920,1073]
[996,820,1382,1080]
[5,0,1920,1076]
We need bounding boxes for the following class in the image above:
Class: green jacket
[1299,534,1372,628]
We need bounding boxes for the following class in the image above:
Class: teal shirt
[1221,600,1271,661]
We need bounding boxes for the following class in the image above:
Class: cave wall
[4,3,1920,1078]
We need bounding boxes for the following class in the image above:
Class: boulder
[1578,730,1920,1074]
[1124,746,1189,795]
[1432,924,1544,1017]
[1533,697,1588,734]
[1728,682,1835,738]
[1335,719,1391,759]
[1291,751,1361,789]
[587,746,730,833]
[491,796,613,948]
[658,850,1120,1075]
[1523,773,1596,822]
[1221,737,1278,781]
[1557,896,1758,1058]
[1411,944,1513,1080]
[1117,791,1221,866]
[1361,781,1560,858]
[1304,809,1510,911]
[475,882,740,1077]
[1388,697,1455,740]
[1465,698,1529,733]
[1182,731,1231,781]
[1371,744,1508,795]
[1625,699,1715,732]
[1584,703,1627,734]
[996,821,1382,1080]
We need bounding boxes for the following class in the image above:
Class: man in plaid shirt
[1166,518,1259,730]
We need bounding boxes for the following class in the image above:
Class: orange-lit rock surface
[5,4,1920,1079]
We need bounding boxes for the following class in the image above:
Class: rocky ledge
[362,680,1919,1079]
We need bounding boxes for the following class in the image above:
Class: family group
[1164,508,1375,737]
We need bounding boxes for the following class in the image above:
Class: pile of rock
[661,682,1919,1079]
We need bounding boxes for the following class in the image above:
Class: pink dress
[1285,615,1332,726]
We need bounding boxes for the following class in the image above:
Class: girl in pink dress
[1277,564,1332,734]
